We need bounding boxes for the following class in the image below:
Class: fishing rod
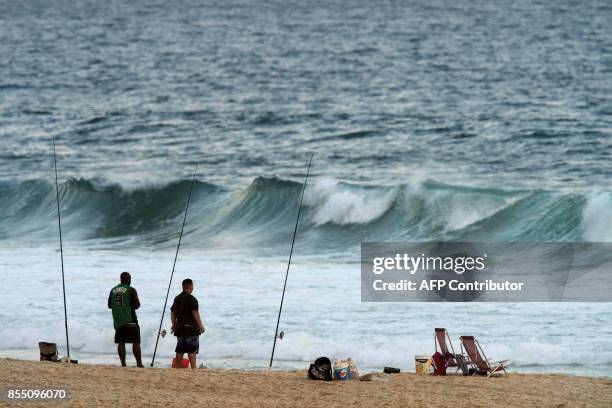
[52,136,70,361]
[270,154,313,368]
[150,164,199,367]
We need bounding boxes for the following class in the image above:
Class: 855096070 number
[3,388,68,400]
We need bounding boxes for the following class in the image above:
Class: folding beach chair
[434,328,460,372]
[460,336,509,377]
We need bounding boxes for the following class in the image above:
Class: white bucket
[415,355,432,374]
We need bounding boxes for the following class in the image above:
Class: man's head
[120,272,131,285]
[182,278,193,294]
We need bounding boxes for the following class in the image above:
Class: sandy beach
[1,359,611,407]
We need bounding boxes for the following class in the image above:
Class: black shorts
[115,323,140,344]
[175,336,199,354]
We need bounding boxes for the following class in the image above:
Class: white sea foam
[444,195,524,232]
[305,178,396,225]
[582,192,612,241]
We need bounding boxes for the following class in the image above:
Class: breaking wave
[0,176,607,251]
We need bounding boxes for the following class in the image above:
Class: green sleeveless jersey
[110,283,133,329]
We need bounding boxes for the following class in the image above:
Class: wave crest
[0,176,604,249]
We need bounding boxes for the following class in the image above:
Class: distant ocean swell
[0,177,610,249]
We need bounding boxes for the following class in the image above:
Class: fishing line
[52,136,70,360]
[150,164,199,367]
[269,154,314,368]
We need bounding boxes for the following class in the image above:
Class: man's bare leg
[188,352,196,369]
[133,343,144,368]
[175,353,185,368]
[118,343,127,367]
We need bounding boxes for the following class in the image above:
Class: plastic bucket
[172,357,190,368]
[415,355,432,374]
[334,360,351,381]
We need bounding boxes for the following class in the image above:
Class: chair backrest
[460,336,489,371]
[435,328,448,354]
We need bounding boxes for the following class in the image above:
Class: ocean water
[1,0,612,376]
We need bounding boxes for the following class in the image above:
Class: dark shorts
[176,336,199,354]
[115,323,140,344]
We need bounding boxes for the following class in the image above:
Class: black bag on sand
[308,357,333,381]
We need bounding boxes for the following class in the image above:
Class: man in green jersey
[108,272,144,367]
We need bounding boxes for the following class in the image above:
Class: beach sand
[1,359,611,407]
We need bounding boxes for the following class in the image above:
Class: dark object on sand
[383,367,400,374]
[432,352,446,375]
[308,357,333,381]
[39,342,60,362]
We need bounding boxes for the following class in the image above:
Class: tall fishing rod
[52,136,70,360]
[150,164,199,367]
[270,154,313,368]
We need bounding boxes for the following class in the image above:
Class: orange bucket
[172,358,190,368]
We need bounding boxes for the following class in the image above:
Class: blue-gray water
[2,0,611,189]
[1,0,611,376]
